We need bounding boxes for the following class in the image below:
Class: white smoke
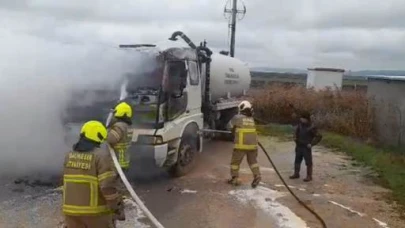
[0,28,153,176]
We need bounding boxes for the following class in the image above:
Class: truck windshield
[123,59,189,128]
[124,59,165,129]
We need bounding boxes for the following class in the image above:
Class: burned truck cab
[125,46,203,177]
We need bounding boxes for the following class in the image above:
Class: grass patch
[256,124,294,141]
[259,124,405,208]
[323,132,405,205]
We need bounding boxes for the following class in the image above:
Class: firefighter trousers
[64,215,115,228]
[230,149,261,177]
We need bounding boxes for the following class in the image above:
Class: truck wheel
[169,136,198,177]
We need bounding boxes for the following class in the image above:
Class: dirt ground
[256,137,403,228]
[0,136,403,228]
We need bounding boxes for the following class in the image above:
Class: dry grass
[251,84,374,139]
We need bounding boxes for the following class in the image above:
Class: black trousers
[294,146,313,166]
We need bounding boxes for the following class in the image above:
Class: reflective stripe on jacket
[107,122,133,168]
[231,114,258,150]
[62,148,120,216]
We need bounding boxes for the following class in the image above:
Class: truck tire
[169,136,198,177]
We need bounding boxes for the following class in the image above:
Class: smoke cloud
[0,28,154,176]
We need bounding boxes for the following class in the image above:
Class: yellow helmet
[80,120,107,143]
[113,101,133,118]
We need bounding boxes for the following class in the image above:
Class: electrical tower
[224,0,246,57]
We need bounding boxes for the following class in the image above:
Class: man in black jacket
[289,111,322,182]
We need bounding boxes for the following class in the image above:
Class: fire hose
[200,127,327,228]
[106,116,165,228]
[257,141,327,228]
[107,145,165,228]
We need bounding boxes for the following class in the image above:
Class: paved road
[0,137,403,228]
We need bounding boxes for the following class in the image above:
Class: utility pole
[229,0,237,57]
[224,0,246,57]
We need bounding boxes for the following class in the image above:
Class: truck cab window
[167,61,187,94]
[188,61,199,85]
[165,61,188,120]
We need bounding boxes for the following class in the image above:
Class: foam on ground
[180,189,198,194]
[373,218,389,228]
[229,186,308,228]
[116,199,151,228]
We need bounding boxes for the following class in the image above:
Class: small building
[306,67,345,90]
[367,75,405,147]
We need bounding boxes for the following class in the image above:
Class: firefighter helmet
[114,101,133,118]
[80,120,107,143]
[238,100,252,112]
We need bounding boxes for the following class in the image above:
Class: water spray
[106,79,128,127]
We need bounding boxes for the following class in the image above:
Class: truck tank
[208,53,251,101]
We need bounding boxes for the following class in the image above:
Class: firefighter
[227,100,262,188]
[289,111,323,182]
[107,101,134,174]
[62,120,124,228]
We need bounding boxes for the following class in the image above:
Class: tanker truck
[119,31,251,177]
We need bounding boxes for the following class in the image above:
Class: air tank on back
[208,53,251,101]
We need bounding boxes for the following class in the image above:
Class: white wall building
[367,75,405,147]
[306,68,345,90]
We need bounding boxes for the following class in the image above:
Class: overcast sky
[1,0,405,70]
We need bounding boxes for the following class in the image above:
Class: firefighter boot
[227,176,241,186]
[303,165,313,182]
[114,201,126,221]
[251,175,261,188]
[289,164,300,179]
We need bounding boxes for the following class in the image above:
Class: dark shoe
[303,165,312,182]
[303,176,312,182]
[227,176,241,186]
[289,164,300,179]
[251,175,261,188]
[289,174,300,179]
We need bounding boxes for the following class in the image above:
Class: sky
[0,0,403,176]
[1,0,405,70]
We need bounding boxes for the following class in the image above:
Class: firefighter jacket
[62,147,121,216]
[107,121,133,169]
[231,114,258,150]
